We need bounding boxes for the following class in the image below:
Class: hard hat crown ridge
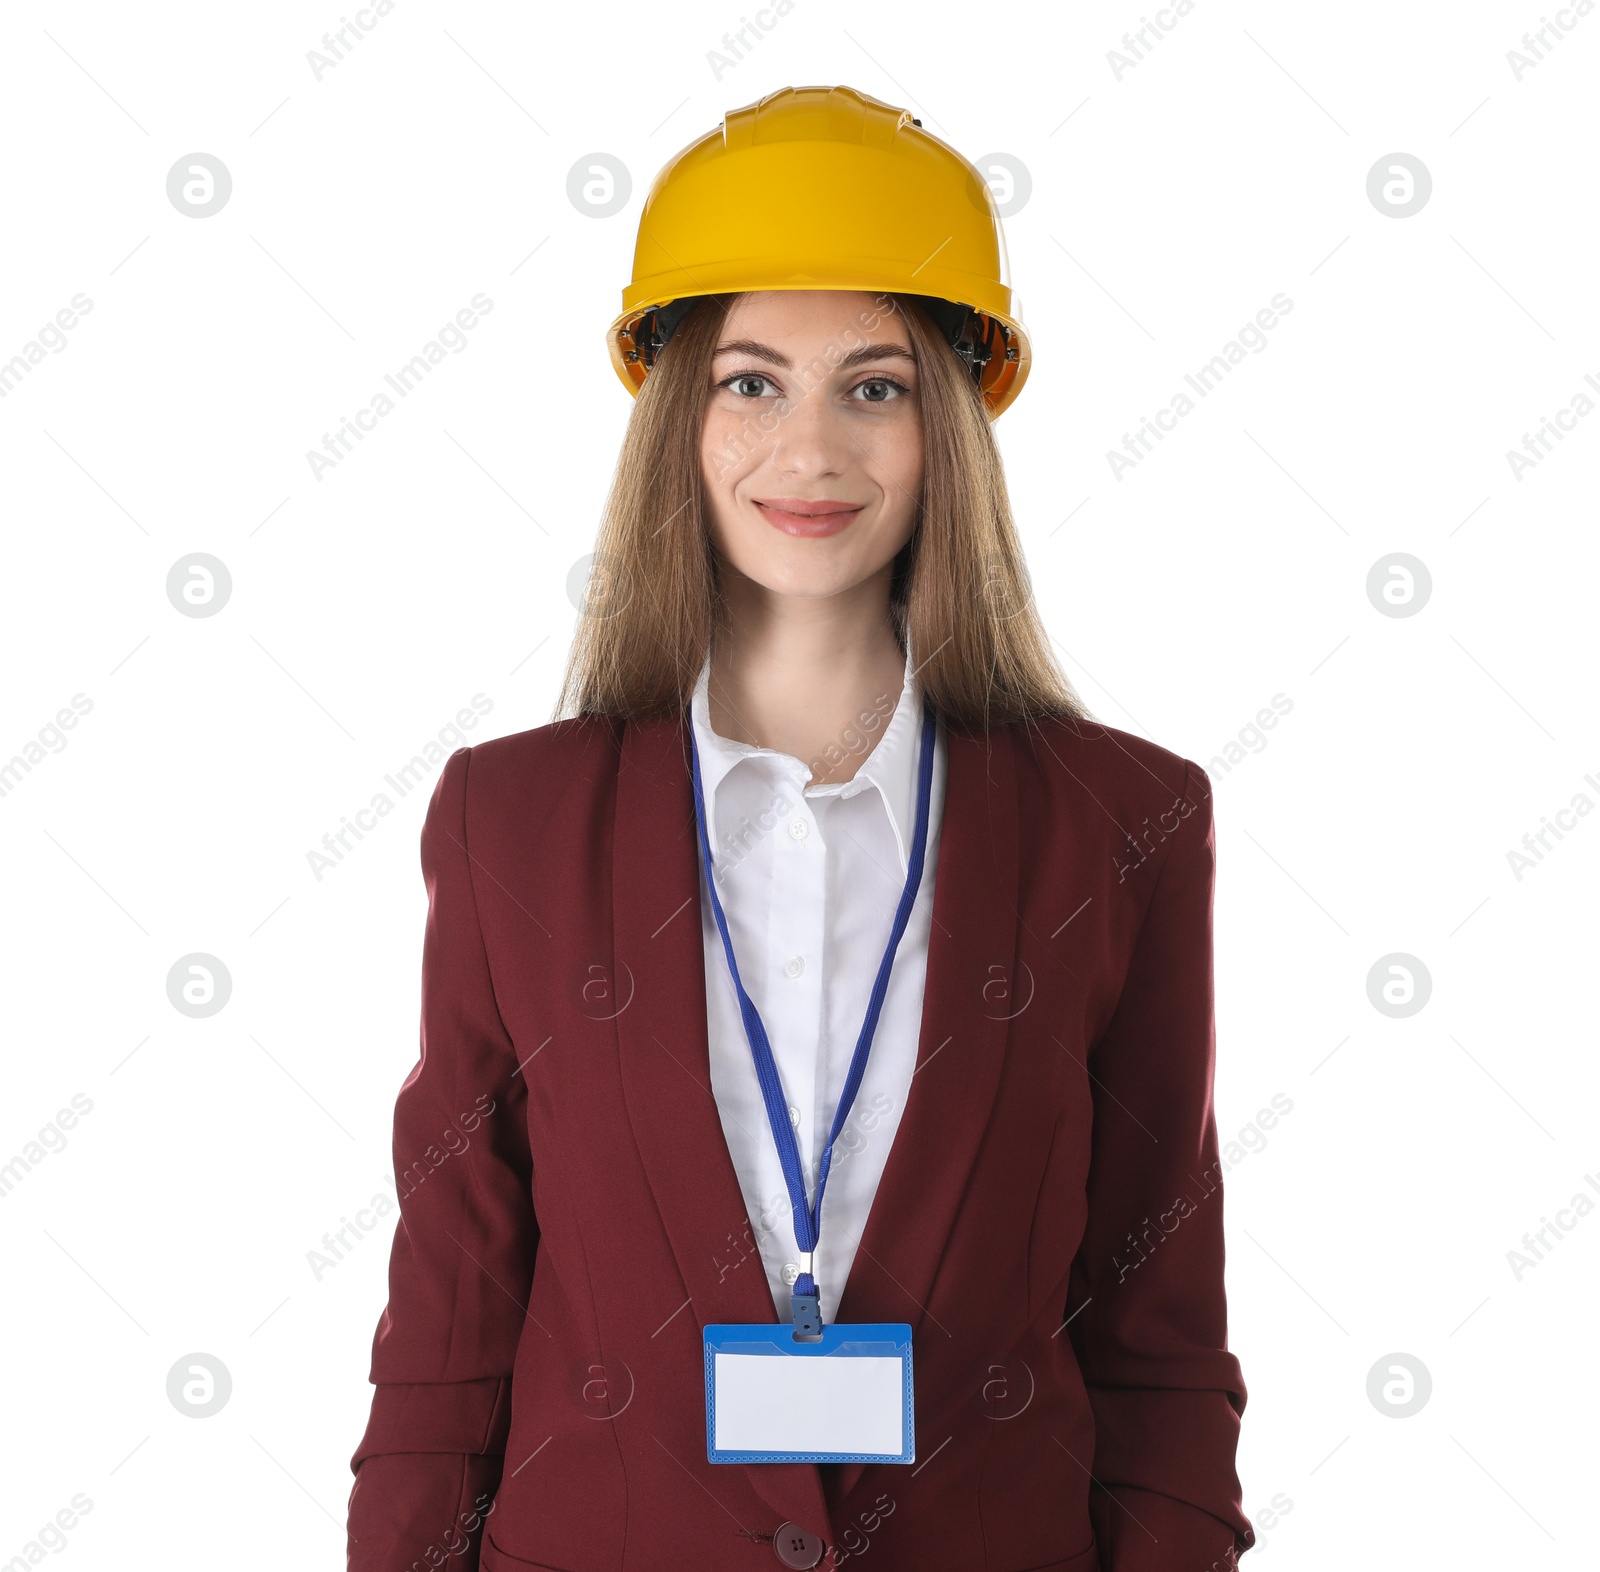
[607,84,1032,416]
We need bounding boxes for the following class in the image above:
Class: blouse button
[784,955,805,979]
[781,1261,801,1286]
[787,817,809,840]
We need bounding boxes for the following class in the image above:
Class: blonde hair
[556,293,1088,730]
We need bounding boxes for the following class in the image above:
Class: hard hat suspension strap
[630,292,1009,389]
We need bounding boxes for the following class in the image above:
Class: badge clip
[790,1254,823,1339]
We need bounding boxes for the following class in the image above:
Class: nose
[765,374,851,483]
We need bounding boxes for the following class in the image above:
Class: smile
[753,497,866,538]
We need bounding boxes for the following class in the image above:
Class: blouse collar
[688,639,929,877]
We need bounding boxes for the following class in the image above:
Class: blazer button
[773,1521,825,1568]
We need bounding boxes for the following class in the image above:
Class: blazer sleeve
[1066,760,1254,1570]
[347,745,538,1572]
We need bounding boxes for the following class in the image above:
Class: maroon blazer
[347,710,1251,1572]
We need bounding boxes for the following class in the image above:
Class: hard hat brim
[608,287,1030,419]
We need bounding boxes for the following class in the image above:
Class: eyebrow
[711,338,916,371]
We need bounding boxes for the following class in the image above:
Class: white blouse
[690,645,948,1324]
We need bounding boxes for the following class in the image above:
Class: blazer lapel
[611,712,1021,1532]
[611,713,831,1540]
[827,720,1021,1507]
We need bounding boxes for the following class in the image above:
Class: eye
[848,376,910,403]
[718,372,781,399]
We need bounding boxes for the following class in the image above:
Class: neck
[708,567,907,785]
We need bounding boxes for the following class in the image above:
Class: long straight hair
[555,293,1089,730]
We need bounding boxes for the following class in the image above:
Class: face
[699,291,924,603]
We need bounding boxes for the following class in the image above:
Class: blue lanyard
[689,698,938,1333]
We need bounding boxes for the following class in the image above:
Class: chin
[750,564,871,602]
[719,533,855,592]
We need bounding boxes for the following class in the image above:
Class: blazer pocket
[481,1528,579,1572]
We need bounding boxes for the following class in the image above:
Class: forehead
[714,290,912,353]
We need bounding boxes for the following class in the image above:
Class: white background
[2,1,1596,1567]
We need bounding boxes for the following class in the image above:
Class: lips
[753,497,866,538]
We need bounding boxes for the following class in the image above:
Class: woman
[348,86,1250,1572]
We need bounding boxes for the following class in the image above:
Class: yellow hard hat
[607,84,1030,418]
